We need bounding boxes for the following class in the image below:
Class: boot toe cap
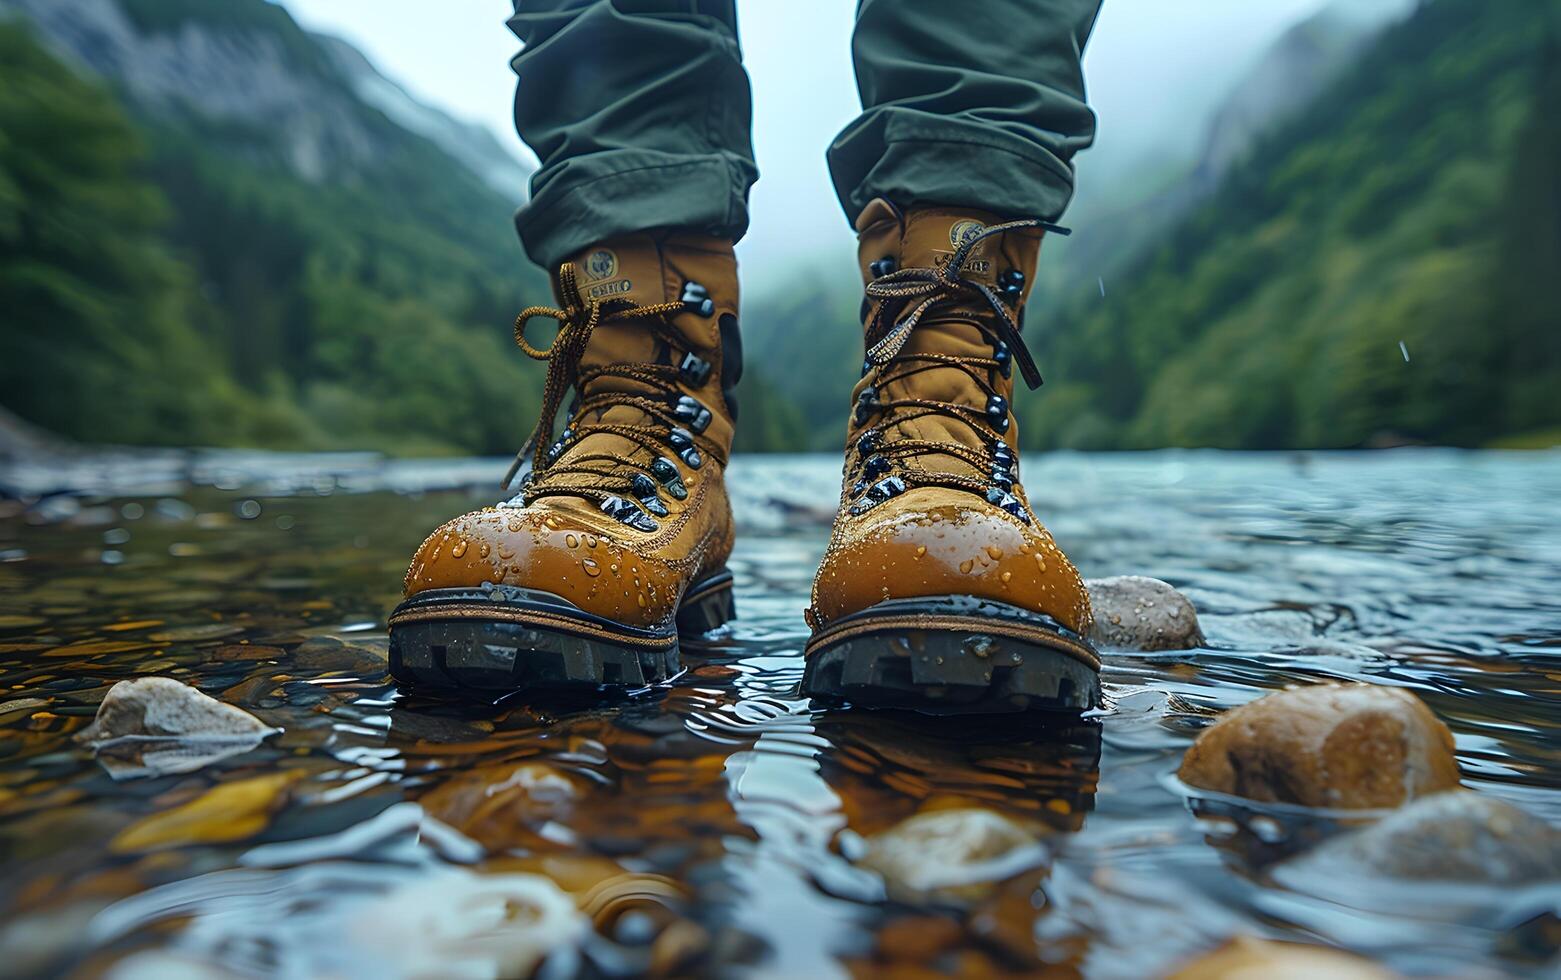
[403,507,681,627]
[812,489,1091,634]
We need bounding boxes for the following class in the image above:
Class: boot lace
[849,217,1068,521]
[498,263,724,531]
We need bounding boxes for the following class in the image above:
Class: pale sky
[281,0,1334,285]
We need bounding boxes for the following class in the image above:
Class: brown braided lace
[852,218,1066,499]
[499,263,722,505]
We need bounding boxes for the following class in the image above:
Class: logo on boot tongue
[582,248,633,299]
[942,219,991,275]
[950,220,986,248]
[584,249,618,281]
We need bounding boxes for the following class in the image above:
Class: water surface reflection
[0,450,1557,976]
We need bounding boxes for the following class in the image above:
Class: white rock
[75,677,279,779]
[857,808,1046,903]
[1085,575,1204,651]
[346,869,588,979]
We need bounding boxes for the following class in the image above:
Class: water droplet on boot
[986,545,1004,560]
[959,559,974,574]
[582,558,601,577]
[478,542,490,558]
[565,533,578,549]
[451,539,468,558]
[1034,554,1048,574]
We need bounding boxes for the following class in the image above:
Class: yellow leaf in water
[111,771,302,853]
[103,620,165,632]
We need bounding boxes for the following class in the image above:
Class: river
[0,449,1557,977]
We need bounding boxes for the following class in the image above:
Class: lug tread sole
[803,599,1101,714]
[388,569,734,694]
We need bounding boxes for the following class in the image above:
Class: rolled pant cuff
[515,152,753,269]
[831,120,1079,225]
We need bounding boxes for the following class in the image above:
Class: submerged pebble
[1166,936,1397,979]
[1084,575,1203,651]
[1178,683,1462,808]
[345,869,587,977]
[856,807,1046,903]
[1280,790,1561,883]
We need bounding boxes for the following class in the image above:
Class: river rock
[291,634,388,675]
[857,807,1046,903]
[1177,683,1461,808]
[1166,936,1396,979]
[75,676,279,779]
[1084,576,1204,651]
[346,868,587,977]
[1281,791,1561,883]
[420,762,580,850]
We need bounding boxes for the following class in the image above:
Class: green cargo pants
[508,0,1102,267]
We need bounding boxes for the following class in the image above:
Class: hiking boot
[389,232,740,693]
[802,199,1099,714]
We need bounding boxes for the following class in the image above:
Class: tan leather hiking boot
[389,232,740,692]
[802,199,1099,713]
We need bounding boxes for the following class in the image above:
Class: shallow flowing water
[0,449,1558,978]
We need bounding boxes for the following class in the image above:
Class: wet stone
[1084,576,1204,651]
[857,807,1047,904]
[291,635,388,675]
[74,676,280,779]
[1178,683,1463,809]
[1279,791,1561,884]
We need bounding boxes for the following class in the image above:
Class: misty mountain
[313,31,532,205]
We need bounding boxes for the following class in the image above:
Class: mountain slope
[741,0,1415,454]
[1,0,548,454]
[0,20,250,447]
[1020,0,1561,450]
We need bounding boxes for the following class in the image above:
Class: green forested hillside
[743,0,1561,453]
[3,0,1557,456]
[0,23,246,446]
[1020,0,1561,450]
[1,5,551,455]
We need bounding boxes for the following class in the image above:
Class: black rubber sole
[388,569,734,694]
[801,596,1101,714]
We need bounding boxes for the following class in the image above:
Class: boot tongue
[555,237,673,475]
[897,206,1004,289]
[867,207,1015,480]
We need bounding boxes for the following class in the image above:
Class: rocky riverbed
[0,448,1558,977]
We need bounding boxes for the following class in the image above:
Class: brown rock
[1166,936,1397,979]
[1178,683,1461,808]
